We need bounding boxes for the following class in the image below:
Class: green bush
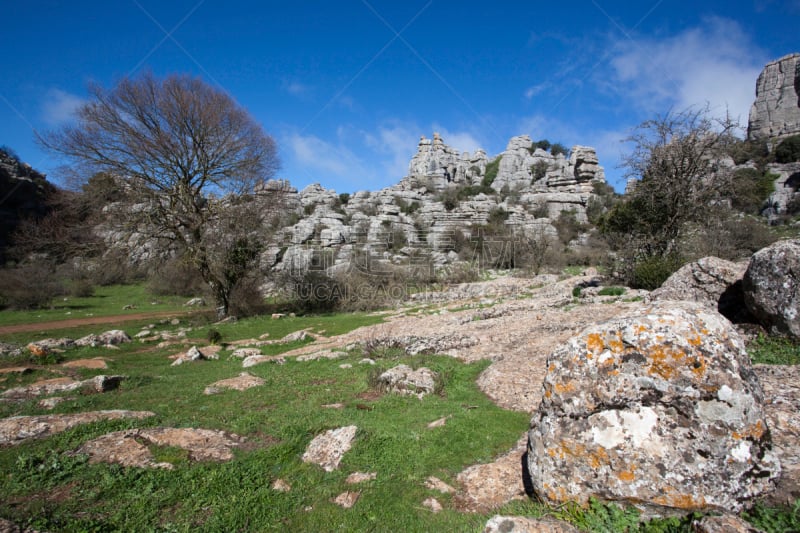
[482,157,501,188]
[530,160,548,181]
[631,254,683,290]
[730,168,776,214]
[748,335,800,365]
[775,135,800,163]
[550,143,568,157]
[338,192,350,205]
[598,286,625,296]
[728,139,770,166]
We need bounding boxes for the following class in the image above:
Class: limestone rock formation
[748,53,800,142]
[743,239,800,338]
[377,364,437,398]
[647,256,750,322]
[527,301,780,514]
[0,410,155,446]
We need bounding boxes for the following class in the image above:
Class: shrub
[550,143,568,157]
[730,168,776,214]
[530,160,548,181]
[227,274,269,318]
[0,263,64,310]
[482,157,501,188]
[148,257,207,297]
[206,329,222,344]
[598,286,625,296]
[572,286,583,297]
[728,139,770,166]
[338,192,350,205]
[631,254,683,290]
[775,135,800,163]
[553,209,586,245]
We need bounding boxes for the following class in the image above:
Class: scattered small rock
[204,372,265,395]
[483,516,579,533]
[322,403,345,409]
[242,355,286,368]
[691,514,765,533]
[345,472,376,484]
[296,350,344,361]
[302,425,358,472]
[427,416,450,429]
[422,497,443,513]
[339,363,352,369]
[184,297,206,307]
[359,358,375,365]
[424,476,456,494]
[230,348,261,359]
[272,479,291,492]
[332,491,360,509]
[271,313,285,320]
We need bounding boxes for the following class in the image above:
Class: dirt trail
[0,310,193,335]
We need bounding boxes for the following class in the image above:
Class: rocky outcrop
[406,132,488,189]
[647,256,751,322]
[748,53,800,142]
[743,239,800,338]
[0,410,155,446]
[0,148,55,264]
[527,301,780,514]
[376,364,437,398]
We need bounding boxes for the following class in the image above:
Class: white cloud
[524,82,550,100]
[288,133,366,181]
[363,123,419,181]
[282,80,311,98]
[431,125,484,155]
[40,88,83,126]
[606,17,766,124]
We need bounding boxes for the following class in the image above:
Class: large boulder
[527,301,779,514]
[747,53,800,141]
[743,239,800,338]
[648,256,751,322]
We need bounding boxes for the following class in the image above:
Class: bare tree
[41,72,280,317]
[601,106,740,287]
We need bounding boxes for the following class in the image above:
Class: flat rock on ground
[0,410,155,446]
[204,372,265,395]
[301,425,358,472]
[75,427,245,468]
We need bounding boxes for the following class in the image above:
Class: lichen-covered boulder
[743,239,800,339]
[527,301,779,514]
[648,256,750,322]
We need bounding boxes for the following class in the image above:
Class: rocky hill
[258,134,606,277]
[748,53,800,142]
[0,148,55,264]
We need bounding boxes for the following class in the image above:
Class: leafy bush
[598,286,625,296]
[338,192,350,205]
[730,168,776,214]
[550,143,568,157]
[530,160,548,181]
[395,197,421,215]
[482,157,501,188]
[631,254,683,290]
[553,209,586,245]
[572,286,583,297]
[743,499,800,533]
[728,138,770,166]
[775,135,800,163]
[206,329,223,344]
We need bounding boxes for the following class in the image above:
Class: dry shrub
[0,263,64,310]
[148,257,206,296]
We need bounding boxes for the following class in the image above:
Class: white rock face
[302,425,358,472]
[748,53,800,141]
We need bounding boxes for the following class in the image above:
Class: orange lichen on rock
[652,489,707,510]
[588,446,610,468]
[586,333,605,355]
[733,420,766,441]
[618,469,636,482]
[553,380,575,394]
[647,345,687,380]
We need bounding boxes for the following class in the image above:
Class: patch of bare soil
[0,311,195,335]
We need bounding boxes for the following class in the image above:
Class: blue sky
[1,1,798,193]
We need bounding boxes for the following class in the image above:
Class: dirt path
[0,310,194,335]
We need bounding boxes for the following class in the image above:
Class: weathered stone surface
[748,53,800,141]
[345,472,376,484]
[377,364,437,398]
[691,514,765,533]
[424,476,456,494]
[230,348,261,359]
[171,345,219,366]
[648,256,750,322]
[484,516,580,533]
[422,497,443,513]
[62,357,109,369]
[28,338,75,352]
[242,355,285,368]
[331,491,360,509]
[2,375,125,398]
[743,239,800,338]
[75,427,244,468]
[301,425,358,472]
[272,478,291,492]
[203,372,265,395]
[455,434,529,512]
[75,330,131,347]
[0,410,154,446]
[527,301,779,514]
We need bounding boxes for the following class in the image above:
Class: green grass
[748,335,800,365]
[0,284,194,328]
[598,286,626,296]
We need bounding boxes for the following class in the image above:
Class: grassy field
[1,285,799,531]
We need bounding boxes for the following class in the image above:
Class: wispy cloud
[282,79,312,98]
[605,17,766,123]
[40,88,84,127]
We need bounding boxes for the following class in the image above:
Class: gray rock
[184,297,206,306]
[648,256,751,322]
[743,239,800,338]
[301,425,358,472]
[528,301,780,514]
[75,330,131,347]
[484,516,579,533]
[748,53,800,141]
[691,514,765,533]
[377,364,437,397]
